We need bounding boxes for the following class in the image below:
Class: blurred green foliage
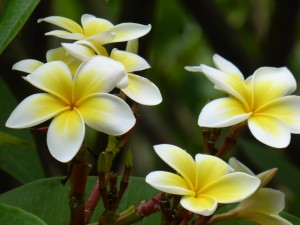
[1,0,300,224]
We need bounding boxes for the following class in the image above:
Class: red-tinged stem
[69,147,91,225]
[84,178,101,224]
[215,122,245,157]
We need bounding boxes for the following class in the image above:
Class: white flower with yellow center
[145,144,260,216]
[38,14,151,53]
[186,54,300,148]
[209,157,292,225]
[6,56,135,162]
[61,43,162,105]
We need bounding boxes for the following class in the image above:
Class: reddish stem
[69,149,90,225]
[84,178,101,224]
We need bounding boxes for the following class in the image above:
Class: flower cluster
[6,14,162,162]
[146,54,296,224]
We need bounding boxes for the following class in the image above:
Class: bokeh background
[1,0,300,218]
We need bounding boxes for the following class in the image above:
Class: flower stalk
[69,145,91,225]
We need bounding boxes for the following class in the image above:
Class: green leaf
[282,212,300,225]
[0,176,160,225]
[0,203,47,225]
[0,77,45,183]
[0,0,40,54]
[0,131,32,146]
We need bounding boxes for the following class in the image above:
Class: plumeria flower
[145,144,260,216]
[38,14,151,53]
[185,54,300,148]
[6,56,135,162]
[217,188,292,225]
[209,158,291,225]
[62,43,162,105]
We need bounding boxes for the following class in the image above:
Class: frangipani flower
[145,144,260,216]
[211,188,291,225]
[211,158,292,225]
[62,43,162,105]
[38,14,151,53]
[6,56,135,162]
[185,54,300,148]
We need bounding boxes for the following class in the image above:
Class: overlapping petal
[122,74,162,105]
[38,16,84,34]
[6,93,69,128]
[77,94,135,136]
[110,49,150,72]
[248,114,291,148]
[61,43,96,61]
[153,144,196,189]
[81,14,113,36]
[44,30,84,40]
[195,154,233,189]
[180,195,217,216]
[25,61,73,103]
[259,96,300,133]
[73,56,126,101]
[12,59,43,73]
[46,47,82,75]
[226,188,292,225]
[251,67,297,110]
[47,109,85,162]
[228,157,255,175]
[109,23,151,43]
[213,54,244,80]
[145,171,194,196]
[198,97,251,127]
[200,172,260,203]
[186,64,250,107]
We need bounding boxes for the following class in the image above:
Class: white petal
[12,59,43,73]
[25,61,73,103]
[110,49,150,72]
[73,56,126,100]
[44,30,84,40]
[62,43,95,61]
[77,93,135,136]
[109,23,151,42]
[73,40,109,56]
[121,73,162,105]
[83,30,116,46]
[238,188,285,214]
[153,144,196,190]
[185,65,201,72]
[200,172,260,203]
[81,14,113,37]
[6,93,69,128]
[145,171,195,196]
[228,157,255,175]
[248,114,291,148]
[259,96,300,133]
[38,16,83,33]
[195,154,233,190]
[213,54,244,80]
[200,64,250,106]
[46,47,81,75]
[47,109,85,162]
[198,97,251,127]
[252,67,296,101]
[180,195,217,216]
